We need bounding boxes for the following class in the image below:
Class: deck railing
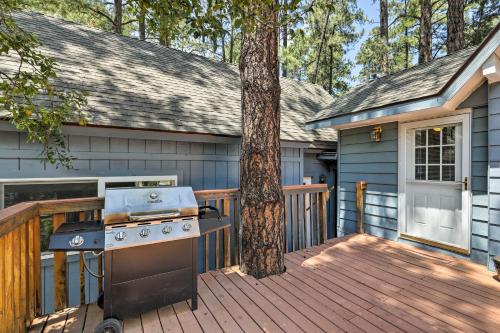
[0,184,330,333]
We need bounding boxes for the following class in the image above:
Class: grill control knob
[162,226,173,234]
[69,235,84,247]
[139,228,150,238]
[115,231,127,241]
[182,223,192,232]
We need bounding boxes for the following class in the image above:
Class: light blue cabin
[0,12,338,313]
[307,24,500,270]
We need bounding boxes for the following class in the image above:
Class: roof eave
[305,97,445,130]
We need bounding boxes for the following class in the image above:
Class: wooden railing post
[52,213,67,311]
[318,191,328,244]
[222,199,231,268]
[356,181,367,234]
[33,216,41,317]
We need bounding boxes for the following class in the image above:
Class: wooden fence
[0,184,330,332]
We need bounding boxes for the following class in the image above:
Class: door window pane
[428,147,440,164]
[442,126,455,145]
[428,128,441,145]
[428,165,440,180]
[442,146,455,164]
[442,165,455,181]
[415,130,426,146]
[415,166,426,180]
[415,148,426,164]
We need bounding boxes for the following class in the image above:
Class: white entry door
[400,115,470,252]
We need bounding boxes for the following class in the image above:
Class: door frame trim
[398,111,472,252]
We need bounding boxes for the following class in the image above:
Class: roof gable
[310,47,476,123]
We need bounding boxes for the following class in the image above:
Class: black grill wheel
[94,318,122,333]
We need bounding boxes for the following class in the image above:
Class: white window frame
[0,175,178,208]
[97,175,177,197]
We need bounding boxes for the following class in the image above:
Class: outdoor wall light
[371,126,383,142]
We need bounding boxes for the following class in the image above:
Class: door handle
[462,177,468,191]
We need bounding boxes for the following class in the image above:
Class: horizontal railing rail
[0,184,330,333]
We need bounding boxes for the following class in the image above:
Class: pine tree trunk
[229,27,234,63]
[313,5,332,83]
[221,30,226,62]
[239,1,285,279]
[328,45,333,94]
[138,4,146,41]
[114,0,122,34]
[447,0,464,53]
[404,0,409,69]
[418,0,432,64]
[159,15,169,46]
[380,0,389,75]
[282,0,288,77]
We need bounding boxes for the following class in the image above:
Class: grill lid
[103,187,198,224]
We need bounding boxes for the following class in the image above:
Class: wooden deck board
[29,235,500,333]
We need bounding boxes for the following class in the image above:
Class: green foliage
[284,0,363,95]
[0,0,88,168]
[465,0,499,46]
[356,0,421,81]
[356,0,499,82]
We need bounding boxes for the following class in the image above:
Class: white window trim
[97,175,177,197]
[398,111,471,251]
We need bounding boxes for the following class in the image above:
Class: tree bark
[159,14,169,47]
[138,3,146,41]
[447,0,464,53]
[418,0,432,64]
[328,44,333,94]
[313,4,332,83]
[239,1,284,279]
[221,29,226,62]
[380,0,389,75]
[114,0,123,34]
[229,26,235,63]
[404,0,409,69]
[281,0,288,77]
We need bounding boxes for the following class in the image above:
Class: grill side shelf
[199,216,230,235]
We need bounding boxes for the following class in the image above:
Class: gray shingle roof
[2,12,336,143]
[308,47,477,123]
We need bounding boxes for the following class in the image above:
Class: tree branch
[86,6,115,27]
[121,19,137,26]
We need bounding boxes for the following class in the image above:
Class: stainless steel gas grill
[102,186,200,326]
[49,186,228,333]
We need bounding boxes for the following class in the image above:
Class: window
[414,126,456,181]
[3,181,97,252]
[1,175,178,252]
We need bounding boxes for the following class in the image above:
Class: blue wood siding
[0,123,313,314]
[488,82,500,269]
[471,106,489,265]
[338,122,398,239]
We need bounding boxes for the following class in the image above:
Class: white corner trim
[482,53,500,83]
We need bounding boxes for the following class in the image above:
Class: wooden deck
[29,234,500,333]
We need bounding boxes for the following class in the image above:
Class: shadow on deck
[29,234,500,333]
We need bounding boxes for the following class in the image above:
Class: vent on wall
[316,151,337,161]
